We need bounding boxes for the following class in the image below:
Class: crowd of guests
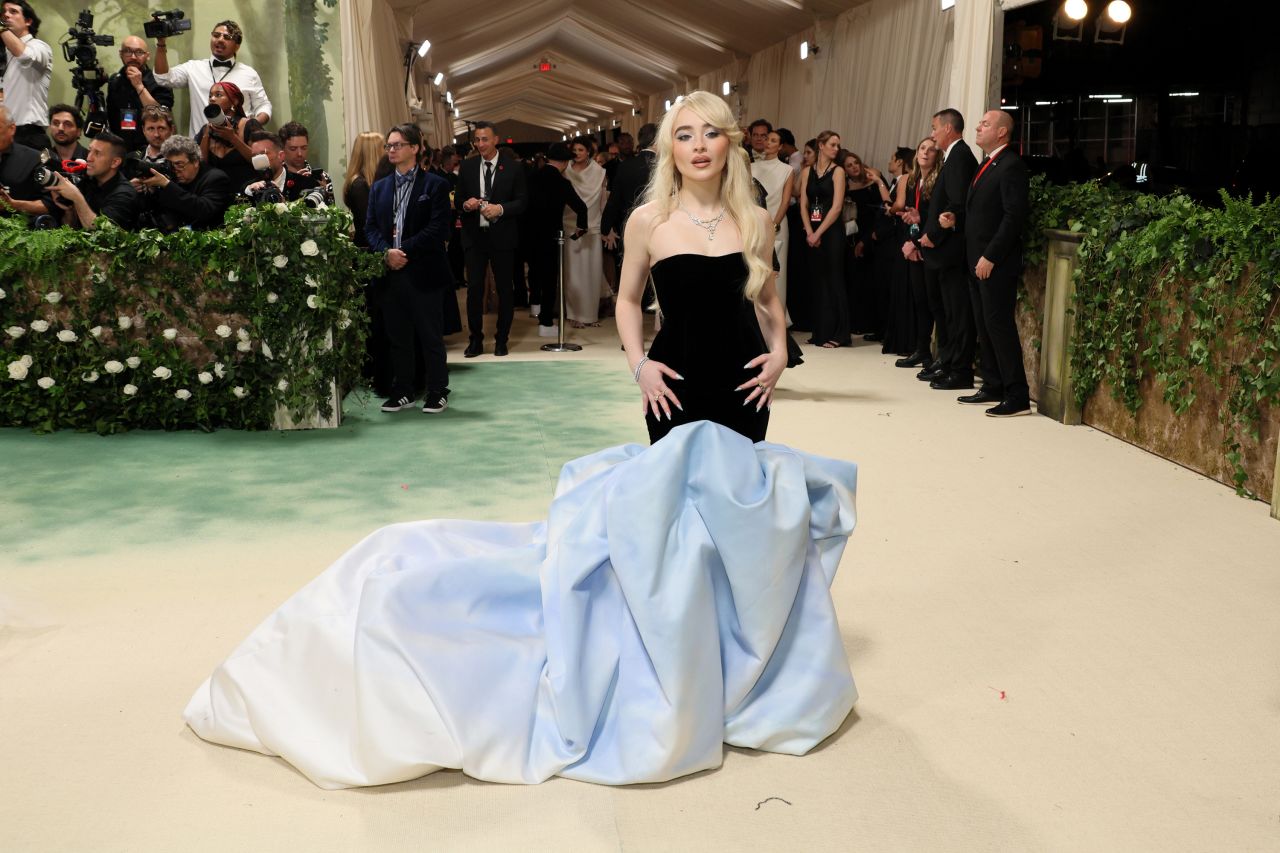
[0,6,332,232]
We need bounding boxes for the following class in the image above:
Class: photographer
[152,19,271,137]
[0,1,53,151]
[136,134,230,230]
[278,121,333,205]
[47,104,87,163]
[106,35,173,151]
[47,131,137,230]
[241,130,320,203]
[137,104,173,162]
[0,103,54,219]
[195,81,258,191]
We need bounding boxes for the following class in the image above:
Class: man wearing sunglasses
[106,35,173,152]
[152,20,271,137]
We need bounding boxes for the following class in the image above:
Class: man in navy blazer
[456,121,528,357]
[366,123,454,414]
[942,109,1031,417]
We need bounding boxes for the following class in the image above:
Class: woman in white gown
[751,130,795,326]
[183,93,859,790]
[562,138,607,326]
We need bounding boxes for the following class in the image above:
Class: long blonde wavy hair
[640,91,771,303]
[343,131,385,195]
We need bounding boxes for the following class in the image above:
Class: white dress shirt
[943,137,963,162]
[2,34,52,127]
[153,56,272,136]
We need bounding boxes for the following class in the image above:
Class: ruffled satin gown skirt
[184,422,859,788]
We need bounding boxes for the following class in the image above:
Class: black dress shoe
[494,342,509,357]
[463,341,483,358]
[986,400,1032,418]
[917,366,943,381]
[930,373,974,390]
[958,388,1002,405]
[896,351,929,368]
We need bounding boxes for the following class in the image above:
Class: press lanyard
[210,59,235,83]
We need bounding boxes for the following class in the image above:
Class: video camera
[60,10,113,128]
[144,9,192,40]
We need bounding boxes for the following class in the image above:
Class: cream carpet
[3,309,1278,853]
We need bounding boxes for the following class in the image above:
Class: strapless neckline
[651,251,745,270]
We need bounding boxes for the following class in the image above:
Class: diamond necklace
[679,201,727,242]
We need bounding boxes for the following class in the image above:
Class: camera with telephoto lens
[299,188,326,209]
[144,9,192,40]
[120,152,172,182]
[33,156,88,190]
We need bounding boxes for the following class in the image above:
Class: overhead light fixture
[632,108,642,116]
[799,41,811,60]
[1095,0,1130,44]
[1003,104,1020,110]
[1104,97,1133,103]
[453,107,459,117]
[722,81,731,96]
[664,99,672,111]
[1088,94,1123,99]
[433,72,443,87]
[446,91,453,106]
[417,39,431,58]
[940,0,955,8]
[562,134,567,141]
[1053,0,1087,41]
[1064,0,1088,19]
[1170,92,1199,97]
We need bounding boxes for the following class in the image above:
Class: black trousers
[928,262,974,377]
[529,230,561,326]
[383,270,448,399]
[970,263,1029,405]
[464,238,516,344]
[923,263,950,366]
[907,260,933,357]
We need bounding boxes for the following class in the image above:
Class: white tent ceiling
[392,0,872,134]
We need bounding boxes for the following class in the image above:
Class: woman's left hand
[736,350,786,411]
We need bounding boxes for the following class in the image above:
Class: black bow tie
[212,59,233,68]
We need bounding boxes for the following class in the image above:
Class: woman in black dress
[196,81,261,194]
[616,91,788,444]
[839,150,891,338]
[799,130,849,348]
[880,146,918,356]
[896,137,942,368]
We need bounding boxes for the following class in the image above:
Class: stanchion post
[541,229,582,353]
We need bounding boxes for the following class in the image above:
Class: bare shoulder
[628,201,661,227]
[754,205,772,230]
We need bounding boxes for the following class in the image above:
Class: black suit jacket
[529,164,587,237]
[150,165,232,229]
[454,152,528,252]
[106,67,174,151]
[964,147,1030,271]
[366,168,454,288]
[921,140,978,270]
[601,150,655,237]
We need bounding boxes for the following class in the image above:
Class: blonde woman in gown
[563,138,607,326]
[750,131,794,325]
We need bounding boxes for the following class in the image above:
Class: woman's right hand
[806,230,820,247]
[638,359,684,420]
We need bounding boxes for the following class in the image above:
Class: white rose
[306,294,318,309]
[236,327,250,342]
[215,324,232,338]
[104,360,124,374]
[123,383,138,396]
[45,291,62,304]
[304,275,319,289]
[7,360,29,380]
[274,202,288,214]
[152,366,172,380]
[0,287,5,299]
[236,340,251,352]
[273,255,289,268]
[37,376,54,389]
[20,355,33,367]
[213,362,225,378]
[266,292,278,303]
[126,356,141,369]
[232,386,247,398]
[260,341,273,360]
[227,269,239,282]
[242,211,254,224]
[89,326,103,339]
[277,379,289,392]
[6,326,24,338]
[175,389,191,400]
[300,239,319,257]
[82,371,99,383]
[30,320,50,332]
[57,330,78,343]
[197,371,213,385]
[163,328,177,340]
[337,309,352,330]
[118,315,133,330]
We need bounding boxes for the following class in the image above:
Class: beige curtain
[341,0,413,152]
[948,0,1004,152]
[743,0,953,170]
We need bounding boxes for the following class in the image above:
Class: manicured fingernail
[743,362,751,369]
[675,403,683,411]
[675,373,684,380]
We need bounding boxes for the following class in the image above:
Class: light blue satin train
[184,421,859,788]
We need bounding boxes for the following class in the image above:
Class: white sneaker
[538,324,559,337]
[529,304,540,318]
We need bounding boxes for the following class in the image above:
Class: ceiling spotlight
[722,81,731,96]
[446,91,453,106]
[417,39,431,58]
[1053,1,1087,40]
[1105,0,1131,24]
[453,107,459,117]
[562,134,567,141]
[800,41,808,60]
[433,72,443,86]
[664,99,671,111]
[1063,0,1088,20]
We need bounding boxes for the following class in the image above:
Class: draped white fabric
[948,0,1004,154]
[340,0,414,151]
